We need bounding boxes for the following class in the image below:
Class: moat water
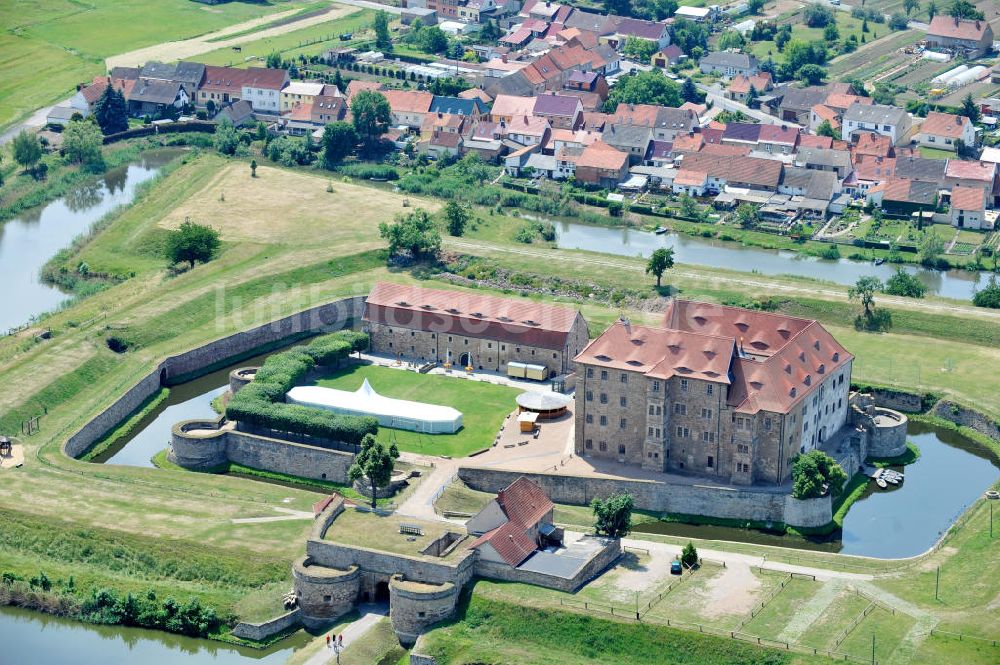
[634,421,1000,558]
[0,148,184,332]
[0,605,311,664]
[554,221,988,302]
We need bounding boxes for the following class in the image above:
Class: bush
[225,331,377,444]
[337,163,399,180]
[819,244,841,260]
[680,542,698,567]
[514,224,537,243]
[854,308,892,332]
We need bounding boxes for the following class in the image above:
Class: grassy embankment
[0,0,314,131]
[1,152,998,657]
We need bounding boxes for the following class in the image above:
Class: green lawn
[919,146,955,160]
[313,363,520,457]
[742,578,824,637]
[748,14,868,64]
[0,0,311,130]
[797,590,872,650]
[836,607,915,662]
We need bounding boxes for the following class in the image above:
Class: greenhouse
[286,379,463,434]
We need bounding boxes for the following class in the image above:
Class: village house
[673,153,783,196]
[574,140,630,187]
[698,51,759,78]
[574,300,853,485]
[429,95,488,118]
[794,147,853,179]
[490,94,537,123]
[949,185,990,229]
[468,477,560,567]
[757,124,799,155]
[606,104,698,142]
[363,281,589,376]
[725,72,773,103]
[944,159,997,193]
[608,17,671,49]
[773,85,833,125]
[651,44,685,68]
[602,123,653,164]
[532,93,584,129]
[215,99,254,127]
[280,81,338,111]
[197,65,245,109]
[841,103,911,146]
[240,68,291,114]
[868,179,938,217]
[924,16,994,57]
[506,114,551,147]
[562,70,609,101]
[915,111,976,152]
[383,90,434,130]
[128,79,188,117]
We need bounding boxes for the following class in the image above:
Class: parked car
[670,560,683,575]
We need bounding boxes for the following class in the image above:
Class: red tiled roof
[383,89,433,115]
[575,141,628,170]
[497,477,553,527]
[364,282,579,350]
[919,111,971,139]
[851,131,892,158]
[951,184,986,211]
[927,15,991,41]
[346,80,384,104]
[468,520,538,566]
[945,160,996,182]
[680,152,783,188]
[758,124,799,146]
[81,76,110,104]
[798,134,834,150]
[492,94,537,118]
[674,169,708,186]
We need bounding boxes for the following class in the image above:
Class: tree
[926,0,938,20]
[12,130,42,175]
[165,219,221,269]
[591,493,634,538]
[670,19,710,56]
[348,433,399,510]
[379,208,442,260]
[624,36,659,62]
[791,450,848,499]
[443,200,471,237]
[823,22,840,42]
[903,0,919,14]
[604,0,631,16]
[960,93,981,123]
[416,26,449,54]
[849,276,882,316]
[883,267,927,298]
[717,30,746,51]
[213,117,240,156]
[747,0,766,14]
[735,202,760,230]
[374,10,392,51]
[93,85,128,135]
[797,64,827,85]
[918,231,945,267]
[746,84,760,109]
[816,119,837,138]
[888,12,909,29]
[604,70,682,112]
[645,247,675,287]
[803,2,835,27]
[681,77,701,103]
[680,542,698,567]
[322,121,358,165]
[679,193,701,220]
[266,51,282,69]
[972,275,1000,309]
[872,83,897,106]
[62,119,104,169]
[351,90,391,153]
[947,0,983,19]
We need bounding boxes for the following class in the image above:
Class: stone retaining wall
[782,495,832,529]
[293,556,360,629]
[231,609,300,641]
[229,367,258,394]
[304,537,477,588]
[456,466,826,526]
[932,400,1000,443]
[63,296,364,459]
[389,575,460,647]
[867,387,925,413]
[475,536,621,592]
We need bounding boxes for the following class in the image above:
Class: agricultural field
[748,12,872,64]
[0,0,316,131]
[827,29,920,79]
[314,363,521,457]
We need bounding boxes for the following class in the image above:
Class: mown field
[0,0,314,130]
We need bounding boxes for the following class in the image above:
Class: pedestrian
[338,634,344,646]
[326,634,331,648]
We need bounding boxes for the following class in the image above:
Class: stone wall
[229,367,258,394]
[474,536,621,592]
[63,296,365,460]
[231,609,300,641]
[409,654,438,665]
[782,495,832,529]
[169,424,355,482]
[292,556,361,629]
[932,400,1000,442]
[389,575,460,646]
[458,466,799,524]
[304,538,477,588]
[863,386,925,413]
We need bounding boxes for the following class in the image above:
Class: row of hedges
[102,121,216,145]
[224,331,377,445]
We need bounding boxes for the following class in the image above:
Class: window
[600,370,608,380]
[586,391,593,401]
[701,408,712,419]
[652,381,660,392]
[707,455,714,468]
[411,331,415,336]
[764,417,772,431]
[586,414,593,424]
[706,384,714,396]
[618,444,626,455]
[620,418,627,429]
[487,343,492,348]
[655,428,661,438]
[674,403,687,415]
[804,422,809,432]
[324,595,332,603]
[585,439,593,449]
[448,336,452,342]
[599,441,607,452]
[620,396,627,407]
[676,426,689,438]
[600,393,608,404]
[620,373,628,383]
[599,415,608,426]
[587,368,594,378]
[737,443,749,453]
[655,405,662,415]
[680,379,688,392]
[701,432,715,443]
[648,405,655,415]
[648,426,654,436]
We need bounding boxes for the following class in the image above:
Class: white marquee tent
[286,379,463,434]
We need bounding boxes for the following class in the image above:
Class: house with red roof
[574,300,853,485]
[949,184,989,229]
[915,112,976,152]
[925,16,994,57]
[574,140,630,187]
[467,477,559,567]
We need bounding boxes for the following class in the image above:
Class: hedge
[101,121,216,145]
[225,331,377,445]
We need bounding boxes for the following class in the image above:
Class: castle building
[574,300,853,486]
[363,282,590,376]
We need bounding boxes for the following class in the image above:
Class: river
[633,421,1000,559]
[0,605,311,665]
[0,149,184,333]
[555,221,988,302]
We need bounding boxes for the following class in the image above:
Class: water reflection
[555,221,986,301]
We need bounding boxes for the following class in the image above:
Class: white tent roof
[287,379,463,432]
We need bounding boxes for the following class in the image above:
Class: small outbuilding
[515,391,572,420]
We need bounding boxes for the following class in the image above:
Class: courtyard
[313,362,522,458]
